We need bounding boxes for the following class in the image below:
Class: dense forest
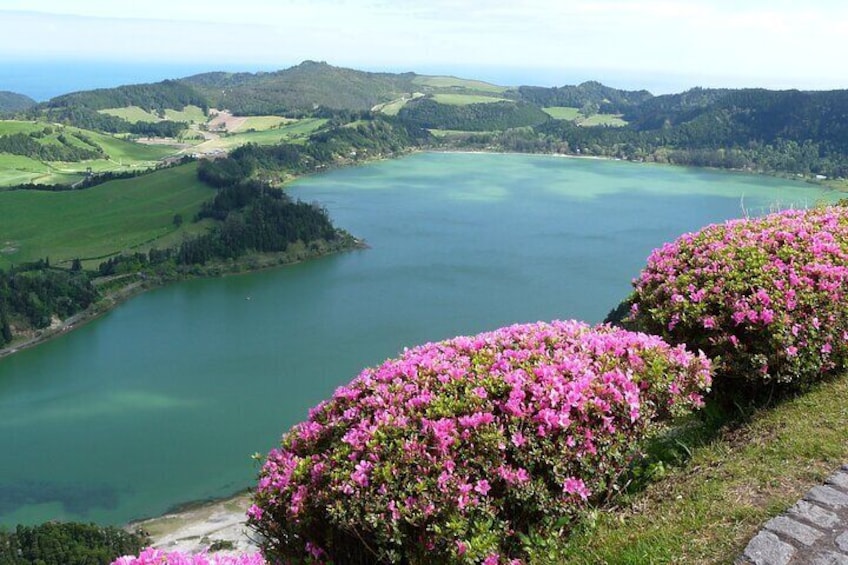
[516,81,653,113]
[0,522,146,565]
[397,99,549,131]
[0,262,98,347]
[43,80,208,114]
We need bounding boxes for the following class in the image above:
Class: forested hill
[42,80,208,113]
[0,91,36,113]
[182,60,418,115]
[623,87,848,151]
[516,81,653,113]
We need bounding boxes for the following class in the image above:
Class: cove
[0,152,835,526]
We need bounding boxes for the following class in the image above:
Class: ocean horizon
[1,59,831,103]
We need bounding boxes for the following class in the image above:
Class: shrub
[628,206,848,388]
[249,320,711,564]
[111,547,266,564]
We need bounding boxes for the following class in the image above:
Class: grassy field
[542,106,582,120]
[413,76,507,94]
[548,373,848,563]
[542,106,629,127]
[193,118,327,152]
[373,94,424,116]
[431,93,509,105]
[100,106,160,123]
[0,162,214,269]
[0,120,49,136]
[101,105,207,124]
[580,114,628,127]
[163,105,207,123]
[231,116,294,133]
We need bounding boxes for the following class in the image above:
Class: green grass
[0,120,49,136]
[0,120,176,186]
[231,116,294,133]
[413,76,507,94]
[100,106,160,123]
[194,118,327,152]
[580,114,628,127]
[163,105,207,124]
[0,154,51,185]
[100,105,207,124]
[0,162,214,269]
[431,93,509,105]
[542,107,629,127]
[545,374,848,564]
[542,106,582,120]
[373,94,424,116]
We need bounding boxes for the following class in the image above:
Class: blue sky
[1,1,846,92]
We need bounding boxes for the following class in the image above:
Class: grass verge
[544,374,848,564]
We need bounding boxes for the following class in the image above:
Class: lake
[0,152,834,526]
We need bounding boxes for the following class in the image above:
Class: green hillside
[0,162,213,269]
[0,119,175,186]
[0,91,36,113]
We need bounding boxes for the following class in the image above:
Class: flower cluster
[629,206,848,387]
[111,548,266,565]
[249,320,711,564]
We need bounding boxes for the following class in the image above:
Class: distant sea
[0,60,280,102]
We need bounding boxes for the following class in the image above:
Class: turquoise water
[0,153,834,526]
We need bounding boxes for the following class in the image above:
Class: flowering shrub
[249,320,711,564]
[628,206,848,387]
[111,547,266,564]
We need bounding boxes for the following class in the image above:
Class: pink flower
[563,477,590,500]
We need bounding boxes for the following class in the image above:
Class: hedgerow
[249,320,711,564]
[628,206,848,388]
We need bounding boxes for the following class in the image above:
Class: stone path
[738,465,848,565]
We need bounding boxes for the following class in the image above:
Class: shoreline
[127,490,258,555]
[0,237,366,361]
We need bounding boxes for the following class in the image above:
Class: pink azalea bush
[628,206,848,387]
[111,547,266,565]
[249,320,711,564]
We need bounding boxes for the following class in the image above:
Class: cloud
[1,1,846,89]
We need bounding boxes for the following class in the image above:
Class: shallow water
[0,152,834,525]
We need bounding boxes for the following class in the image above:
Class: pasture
[0,162,213,269]
[412,75,507,94]
[542,106,629,127]
[431,93,509,105]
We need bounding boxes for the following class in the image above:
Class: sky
[1,0,846,93]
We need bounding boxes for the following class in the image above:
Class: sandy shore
[129,492,259,555]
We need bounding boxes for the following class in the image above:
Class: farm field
[0,119,177,186]
[230,115,295,132]
[431,93,509,105]
[542,106,581,120]
[0,162,213,269]
[193,118,327,152]
[543,106,629,127]
[100,105,207,124]
[412,75,507,94]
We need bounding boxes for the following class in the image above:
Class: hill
[181,61,511,116]
[0,91,36,113]
[516,80,653,113]
[182,60,415,115]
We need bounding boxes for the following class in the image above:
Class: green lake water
[0,152,835,526]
